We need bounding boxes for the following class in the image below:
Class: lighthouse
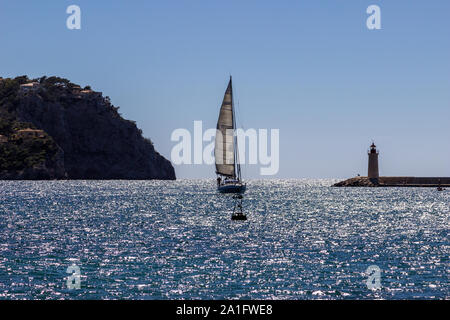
[368,142,379,182]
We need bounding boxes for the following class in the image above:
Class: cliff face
[0,76,175,180]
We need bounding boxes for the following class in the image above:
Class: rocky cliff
[333,177,378,187]
[0,76,175,180]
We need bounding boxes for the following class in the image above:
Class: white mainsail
[215,78,236,177]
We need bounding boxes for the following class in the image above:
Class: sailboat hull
[218,183,246,194]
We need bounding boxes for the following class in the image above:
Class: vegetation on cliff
[0,77,60,176]
[0,76,175,180]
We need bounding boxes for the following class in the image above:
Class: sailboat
[214,77,246,194]
[437,179,445,191]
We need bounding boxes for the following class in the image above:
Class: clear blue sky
[1,1,449,178]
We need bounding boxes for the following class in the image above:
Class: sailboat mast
[230,76,241,181]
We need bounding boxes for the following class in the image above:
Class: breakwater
[334,177,450,187]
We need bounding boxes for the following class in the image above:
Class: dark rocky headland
[0,76,175,180]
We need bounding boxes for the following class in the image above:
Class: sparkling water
[0,179,448,299]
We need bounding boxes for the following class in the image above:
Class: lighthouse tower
[368,142,379,182]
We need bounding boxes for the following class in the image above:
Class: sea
[0,179,448,299]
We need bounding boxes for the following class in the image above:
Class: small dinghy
[231,195,247,221]
[437,180,445,191]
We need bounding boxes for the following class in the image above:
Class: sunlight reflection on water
[0,179,448,299]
